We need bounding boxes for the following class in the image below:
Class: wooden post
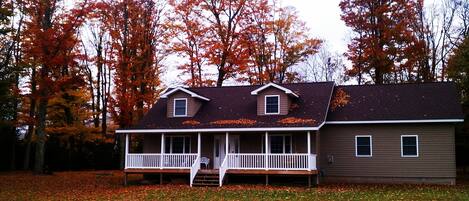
[307,131,311,171]
[197,133,201,157]
[124,173,128,186]
[160,173,163,185]
[265,132,268,170]
[265,175,269,186]
[160,133,164,169]
[308,175,311,188]
[124,134,129,169]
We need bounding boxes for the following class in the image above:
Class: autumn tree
[21,0,90,173]
[340,0,426,84]
[104,0,166,168]
[197,0,252,87]
[240,4,322,84]
[303,44,347,84]
[169,0,213,87]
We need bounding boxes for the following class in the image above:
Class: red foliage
[330,88,351,111]
[277,117,315,124]
[182,120,201,126]
[340,0,426,84]
[210,119,257,125]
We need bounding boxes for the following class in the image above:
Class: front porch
[122,131,319,187]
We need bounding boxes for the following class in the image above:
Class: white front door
[213,135,225,169]
[213,135,240,169]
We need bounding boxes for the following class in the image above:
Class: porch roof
[125,82,335,131]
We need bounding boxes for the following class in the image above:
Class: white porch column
[160,133,165,169]
[265,132,269,170]
[124,134,129,169]
[307,131,311,171]
[197,133,201,157]
[225,132,229,155]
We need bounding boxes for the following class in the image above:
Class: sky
[283,0,350,54]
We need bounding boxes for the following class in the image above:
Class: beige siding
[166,91,202,118]
[257,87,290,115]
[319,124,456,179]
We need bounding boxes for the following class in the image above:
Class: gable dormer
[160,87,210,118]
[251,83,299,115]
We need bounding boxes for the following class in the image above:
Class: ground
[0,171,468,201]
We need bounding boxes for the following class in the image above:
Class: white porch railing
[190,156,201,187]
[219,156,228,186]
[125,153,198,169]
[225,153,317,170]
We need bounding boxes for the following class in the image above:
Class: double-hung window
[165,136,191,153]
[265,95,280,114]
[174,98,187,117]
[401,135,418,157]
[269,135,292,153]
[355,135,372,157]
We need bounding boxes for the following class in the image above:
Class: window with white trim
[265,95,280,114]
[401,135,418,157]
[355,135,372,157]
[165,136,191,153]
[269,135,292,153]
[174,98,187,117]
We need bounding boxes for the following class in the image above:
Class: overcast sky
[284,0,350,53]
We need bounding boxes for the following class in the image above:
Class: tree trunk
[33,97,48,174]
[23,68,36,170]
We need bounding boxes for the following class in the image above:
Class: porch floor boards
[226,169,318,175]
[124,169,317,175]
[124,169,190,174]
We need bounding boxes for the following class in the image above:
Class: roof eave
[250,83,299,98]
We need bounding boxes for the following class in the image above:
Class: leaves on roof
[210,119,257,125]
[277,117,315,124]
[182,120,201,126]
[330,88,350,111]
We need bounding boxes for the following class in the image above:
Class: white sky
[283,0,350,53]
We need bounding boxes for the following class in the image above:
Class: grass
[0,171,468,201]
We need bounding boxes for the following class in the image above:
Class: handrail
[219,156,228,187]
[225,153,316,170]
[190,155,200,187]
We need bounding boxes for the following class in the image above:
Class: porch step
[192,171,220,187]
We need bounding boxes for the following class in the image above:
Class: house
[115,82,464,187]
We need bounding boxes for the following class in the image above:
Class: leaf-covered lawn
[0,171,468,201]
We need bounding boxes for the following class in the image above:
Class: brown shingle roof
[128,82,463,131]
[326,82,464,121]
[135,82,335,129]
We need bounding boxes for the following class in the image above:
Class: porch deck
[123,131,319,186]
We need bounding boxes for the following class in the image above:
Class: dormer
[251,83,299,115]
[160,87,210,118]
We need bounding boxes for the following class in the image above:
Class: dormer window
[265,95,280,114]
[174,98,187,117]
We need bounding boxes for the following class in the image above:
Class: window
[265,95,280,114]
[269,135,292,153]
[174,98,187,117]
[165,136,191,153]
[401,135,418,157]
[355,135,372,157]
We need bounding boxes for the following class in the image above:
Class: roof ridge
[336,82,454,88]
[187,81,335,90]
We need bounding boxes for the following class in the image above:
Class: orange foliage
[210,119,256,125]
[330,88,350,111]
[182,120,201,126]
[340,0,426,84]
[277,117,315,124]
